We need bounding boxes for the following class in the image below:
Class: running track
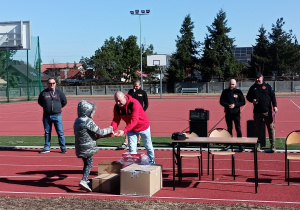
[0,95,300,207]
[1,95,300,137]
[0,148,299,208]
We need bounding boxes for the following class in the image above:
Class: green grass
[0,135,171,148]
[0,135,299,150]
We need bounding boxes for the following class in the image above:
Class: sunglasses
[48,83,56,85]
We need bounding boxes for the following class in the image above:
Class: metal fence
[0,80,300,99]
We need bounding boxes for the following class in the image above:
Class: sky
[2,0,300,64]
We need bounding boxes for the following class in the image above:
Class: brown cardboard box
[92,174,120,193]
[92,161,122,193]
[120,164,162,197]
[98,161,122,175]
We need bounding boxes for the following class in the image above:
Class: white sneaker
[79,180,92,192]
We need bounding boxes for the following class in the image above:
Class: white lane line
[290,99,300,109]
[0,191,299,206]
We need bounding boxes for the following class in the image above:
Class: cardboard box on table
[92,161,122,193]
[120,163,162,197]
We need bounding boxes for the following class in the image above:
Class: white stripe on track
[290,99,300,109]
[0,191,299,206]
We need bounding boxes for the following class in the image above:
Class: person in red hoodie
[111,91,155,164]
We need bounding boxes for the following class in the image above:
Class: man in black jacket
[117,80,149,150]
[220,79,245,151]
[38,78,67,153]
[246,73,278,152]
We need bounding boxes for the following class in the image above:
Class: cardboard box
[120,164,162,197]
[98,161,122,175]
[92,161,122,193]
[92,174,120,193]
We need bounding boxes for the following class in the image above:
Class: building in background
[41,63,84,83]
[233,47,253,65]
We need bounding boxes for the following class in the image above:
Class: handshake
[94,126,127,139]
[95,126,115,139]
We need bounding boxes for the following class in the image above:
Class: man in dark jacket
[117,80,149,150]
[220,79,246,151]
[38,78,67,153]
[246,72,278,152]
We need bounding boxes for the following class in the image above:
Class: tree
[268,18,300,78]
[201,9,237,81]
[93,35,154,82]
[93,36,124,81]
[142,44,157,82]
[250,25,270,77]
[121,35,140,82]
[166,14,200,91]
[0,50,17,87]
[79,56,94,70]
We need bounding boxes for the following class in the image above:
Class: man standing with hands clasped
[38,78,67,154]
[246,72,278,152]
[220,79,245,152]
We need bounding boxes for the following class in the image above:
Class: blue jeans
[127,126,155,164]
[43,113,66,151]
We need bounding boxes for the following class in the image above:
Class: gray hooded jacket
[74,100,112,158]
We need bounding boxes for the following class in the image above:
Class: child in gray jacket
[74,100,113,192]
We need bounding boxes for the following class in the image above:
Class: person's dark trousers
[225,113,242,137]
[224,113,244,151]
[254,111,275,150]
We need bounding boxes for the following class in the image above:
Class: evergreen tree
[268,18,300,78]
[201,9,237,81]
[166,14,200,92]
[250,25,270,77]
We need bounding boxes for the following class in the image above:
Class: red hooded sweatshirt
[111,94,150,133]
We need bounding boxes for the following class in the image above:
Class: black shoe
[239,145,245,152]
[221,145,231,151]
[117,143,128,150]
[60,149,67,154]
[39,149,50,154]
[137,143,141,147]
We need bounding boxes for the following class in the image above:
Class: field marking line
[0,191,299,206]
[290,99,300,109]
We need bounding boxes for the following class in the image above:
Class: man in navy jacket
[246,73,278,152]
[220,79,245,151]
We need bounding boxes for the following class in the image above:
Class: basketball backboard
[0,21,31,50]
[147,54,170,67]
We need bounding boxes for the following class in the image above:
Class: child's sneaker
[79,180,92,192]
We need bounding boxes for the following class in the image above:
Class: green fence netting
[0,36,43,102]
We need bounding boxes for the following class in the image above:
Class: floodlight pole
[139,15,143,89]
[130,10,150,90]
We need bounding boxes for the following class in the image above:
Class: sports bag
[171,132,186,140]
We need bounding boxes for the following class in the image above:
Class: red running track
[0,148,299,208]
[0,95,300,207]
[0,96,300,137]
